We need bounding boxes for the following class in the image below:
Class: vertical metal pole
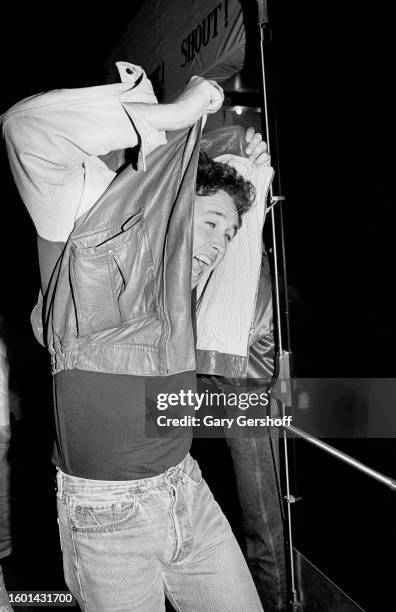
[281,405,298,609]
[257,13,299,610]
[258,25,283,354]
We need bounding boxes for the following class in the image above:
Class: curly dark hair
[196,152,256,228]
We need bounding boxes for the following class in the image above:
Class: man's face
[192,190,238,289]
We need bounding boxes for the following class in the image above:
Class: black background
[1,2,394,610]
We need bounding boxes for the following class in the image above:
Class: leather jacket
[32,125,273,378]
[31,122,201,375]
[2,61,274,380]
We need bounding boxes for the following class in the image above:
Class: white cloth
[196,156,274,358]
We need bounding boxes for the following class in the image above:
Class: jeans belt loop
[166,465,181,486]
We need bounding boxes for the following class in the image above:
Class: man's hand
[245,127,271,166]
[169,76,224,128]
[132,76,224,132]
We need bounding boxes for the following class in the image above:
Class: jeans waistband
[56,453,192,498]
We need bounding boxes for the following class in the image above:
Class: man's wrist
[131,101,192,132]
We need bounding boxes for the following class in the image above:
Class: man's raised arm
[133,76,224,131]
[1,68,223,241]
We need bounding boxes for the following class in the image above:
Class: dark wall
[268,1,394,378]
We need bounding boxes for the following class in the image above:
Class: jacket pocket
[70,210,158,337]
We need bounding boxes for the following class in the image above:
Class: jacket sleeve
[246,253,275,382]
[200,253,275,390]
[224,254,274,387]
[1,77,166,241]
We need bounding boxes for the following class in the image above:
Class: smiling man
[192,151,255,287]
[2,62,269,611]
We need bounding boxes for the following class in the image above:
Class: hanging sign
[105,0,245,101]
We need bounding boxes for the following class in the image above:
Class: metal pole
[258,24,284,354]
[285,424,396,491]
[257,6,299,607]
[281,405,299,608]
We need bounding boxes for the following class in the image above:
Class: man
[192,149,258,287]
[191,127,287,605]
[197,251,288,611]
[2,63,269,611]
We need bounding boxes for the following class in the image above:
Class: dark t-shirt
[38,237,197,481]
[52,369,196,480]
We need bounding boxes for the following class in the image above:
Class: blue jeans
[56,454,263,611]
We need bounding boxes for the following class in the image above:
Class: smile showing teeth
[192,254,213,287]
[195,254,212,266]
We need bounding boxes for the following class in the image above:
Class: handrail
[285,424,396,491]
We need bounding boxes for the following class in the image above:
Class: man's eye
[206,222,216,228]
